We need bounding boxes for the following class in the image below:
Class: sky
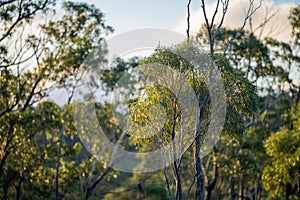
[76,0,299,42]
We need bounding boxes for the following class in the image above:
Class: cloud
[173,0,296,42]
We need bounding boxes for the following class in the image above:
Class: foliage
[289,5,300,44]
[0,0,114,199]
[262,104,300,200]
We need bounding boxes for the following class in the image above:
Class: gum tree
[0,0,113,198]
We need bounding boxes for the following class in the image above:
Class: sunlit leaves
[262,106,300,200]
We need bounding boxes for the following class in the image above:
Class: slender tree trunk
[15,176,24,200]
[195,95,208,200]
[55,128,64,200]
[0,122,14,177]
[186,0,192,42]
[169,98,183,200]
[85,167,111,200]
[137,183,145,200]
[298,175,300,196]
[195,138,204,200]
[205,188,212,200]
[285,183,293,200]
[2,184,8,200]
[164,165,174,200]
[203,158,218,200]
[0,150,10,178]
[255,173,261,200]
[239,175,244,200]
[174,162,183,200]
[55,142,61,200]
[230,176,235,200]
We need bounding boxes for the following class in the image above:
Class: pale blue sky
[81,0,198,34]
[77,0,298,36]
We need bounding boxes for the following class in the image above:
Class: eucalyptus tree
[0,0,114,198]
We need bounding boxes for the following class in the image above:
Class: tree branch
[187,0,192,42]
[211,0,221,29]
[213,0,230,43]
[0,0,52,42]
[0,0,16,8]
[223,0,262,55]
[85,167,112,199]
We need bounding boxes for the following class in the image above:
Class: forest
[0,0,299,199]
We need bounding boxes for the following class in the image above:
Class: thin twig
[187,0,192,42]
[223,0,262,55]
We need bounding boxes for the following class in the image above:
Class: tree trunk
[55,129,64,200]
[2,185,8,200]
[239,175,244,200]
[195,138,204,200]
[137,183,145,200]
[205,188,212,200]
[298,176,300,196]
[202,156,218,200]
[230,176,235,200]
[0,122,14,177]
[15,176,24,200]
[85,167,112,200]
[195,96,208,200]
[169,98,183,200]
[255,173,261,200]
[285,183,293,200]
[174,162,183,200]
[163,165,174,200]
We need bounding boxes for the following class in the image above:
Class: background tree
[262,104,300,199]
[0,0,115,199]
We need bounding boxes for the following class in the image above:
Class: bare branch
[0,0,16,8]
[21,77,42,111]
[223,0,262,55]
[254,6,279,38]
[85,167,112,199]
[0,0,52,42]
[185,175,196,200]
[211,0,221,28]
[200,0,213,54]
[187,0,192,42]
[201,0,211,30]
[213,0,230,42]
[200,158,209,185]
[201,0,230,54]
[164,165,174,200]
[249,17,253,32]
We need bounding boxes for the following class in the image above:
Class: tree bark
[195,137,204,200]
[186,0,192,42]
[255,173,261,200]
[55,124,65,200]
[137,183,145,200]
[202,157,218,200]
[195,94,209,200]
[2,185,8,200]
[85,167,112,200]
[239,175,244,200]
[0,122,14,177]
[230,176,235,200]
[163,165,174,200]
[174,162,183,200]
[15,176,24,200]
